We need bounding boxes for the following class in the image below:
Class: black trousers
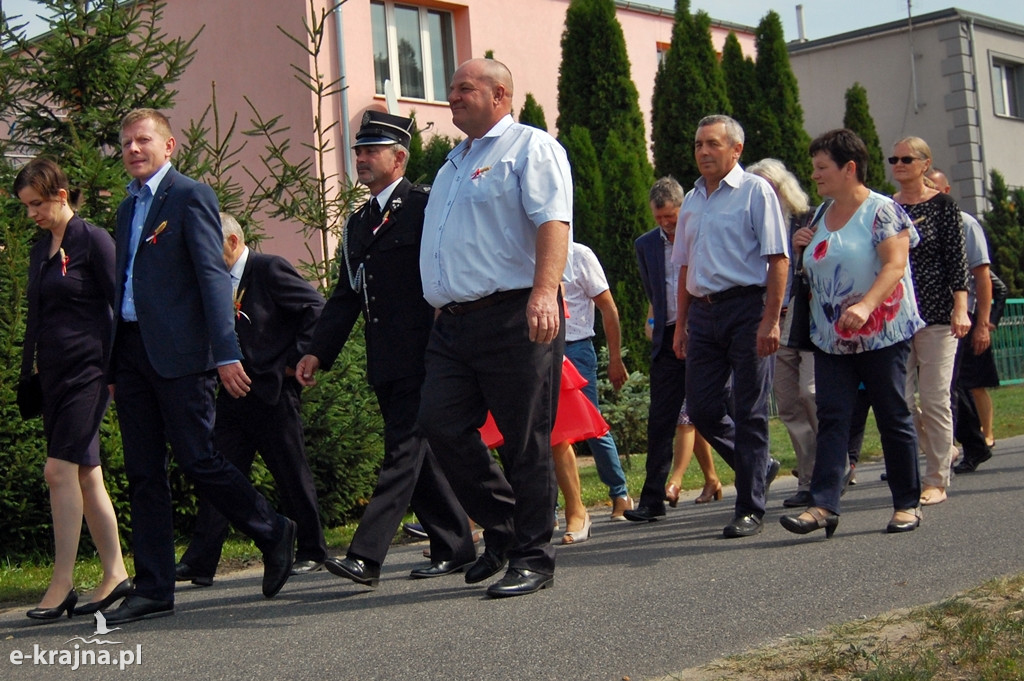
[180,382,327,576]
[419,290,563,575]
[637,325,686,511]
[114,324,284,602]
[347,374,475,567]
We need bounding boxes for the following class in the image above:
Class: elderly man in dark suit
[296,111,474,588]
[175,214,327,586]
[105,109,296,625]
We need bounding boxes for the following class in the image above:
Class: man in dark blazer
[630,177,691,522]
[296,111,474,587]
[104,109,295,625]
[175,214,328,585]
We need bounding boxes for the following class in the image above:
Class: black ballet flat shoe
[27,589,78,621]
[780,507,839,539]
[73,578,133,616]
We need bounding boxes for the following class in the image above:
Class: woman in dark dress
[16,159,131,620]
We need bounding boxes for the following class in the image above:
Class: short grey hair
[649,176,684,208]
[220,212,244,243]
[696,114,745,146]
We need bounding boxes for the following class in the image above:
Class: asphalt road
[3,435,1022,681]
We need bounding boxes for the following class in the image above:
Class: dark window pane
[371,2,390,95]
[395,5,425,99]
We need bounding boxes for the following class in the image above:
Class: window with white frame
[991,56,1024,119]
[371,1,456,102]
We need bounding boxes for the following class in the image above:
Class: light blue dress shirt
[419,114,573,308]
[121,162,173,321]
[671,163,789,298]
[961,211,990,313]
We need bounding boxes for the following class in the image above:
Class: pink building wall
[156,0,754,265]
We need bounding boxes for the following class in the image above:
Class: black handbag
[17,374,43,420]
[781,201,830,351]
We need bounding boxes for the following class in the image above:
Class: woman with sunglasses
[890,138,971,507]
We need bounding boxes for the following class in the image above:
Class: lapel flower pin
[470,166,491,180]
[233,287,250,323]
[59,247,69,277]
[145,220,168,244]
[373,209,391,235]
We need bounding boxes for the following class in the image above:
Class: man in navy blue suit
[104,109,296,625]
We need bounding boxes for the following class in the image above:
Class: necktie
[367,199,382,235]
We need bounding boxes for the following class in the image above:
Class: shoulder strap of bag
[795,199,832,273]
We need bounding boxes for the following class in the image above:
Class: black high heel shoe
[73,578,133,616]
[27,589,78,620]
[779,506,839,539]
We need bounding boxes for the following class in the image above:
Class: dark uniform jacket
[308,178,433,386]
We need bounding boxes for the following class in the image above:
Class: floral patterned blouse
[804,191,925,355]
[897,192,969,326]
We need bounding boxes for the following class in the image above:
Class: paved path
[3,436,1022,680]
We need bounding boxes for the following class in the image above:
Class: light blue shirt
[661,229,678,325]
[420,114,573,308]
[564,243,608,342]
[804,191,924,354]
[671,163,789,298]
[961,210,990,313]
[121,162,173,321]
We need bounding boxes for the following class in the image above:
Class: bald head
[926,168,951,194]
[447,58,515,139]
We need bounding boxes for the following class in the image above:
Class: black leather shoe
[464,548,508,584]
[74,578,133,616]
[174,562,213,587]
[723,514,763,538]
[26,589,77,620]
[410,558,475,579]
[485,568,553,598]
[765,458,781,493]
[103,595,173,625]
[953,448,992,474]
[622,505,666,522]
[324,556,380,587]
[290,560,324,575]
[782,490,813,508]
[262,517,297,598]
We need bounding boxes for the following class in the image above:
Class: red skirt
[478,357,609,449]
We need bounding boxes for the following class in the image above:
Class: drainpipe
[333,1,353,183]
[967,17,989,212]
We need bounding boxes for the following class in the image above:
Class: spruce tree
[651,2,731,185]
[982,170,1024,296]
[720,31,780,168]
[843,83,895,195]
[753,11,813,186]
[518,93,548,131]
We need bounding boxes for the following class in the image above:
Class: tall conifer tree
[843,83,895,195]
[651,2,731,185]
[721,31,780,168]
[557,0,653,368]
[753,11,813,186]
[518,93,548,130]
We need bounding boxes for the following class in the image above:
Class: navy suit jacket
[112,166,241,379]
[308,178,433,386]
[635,227,673,361]
[233,252,324,404]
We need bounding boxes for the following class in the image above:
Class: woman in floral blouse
[891,137,971,506]
[780,129,925,539]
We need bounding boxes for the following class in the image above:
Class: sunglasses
[887,156,923,165]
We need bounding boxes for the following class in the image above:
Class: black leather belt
[698,285,765,304]
[440,288,529,316]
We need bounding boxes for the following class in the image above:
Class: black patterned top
[899,192,968,325]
